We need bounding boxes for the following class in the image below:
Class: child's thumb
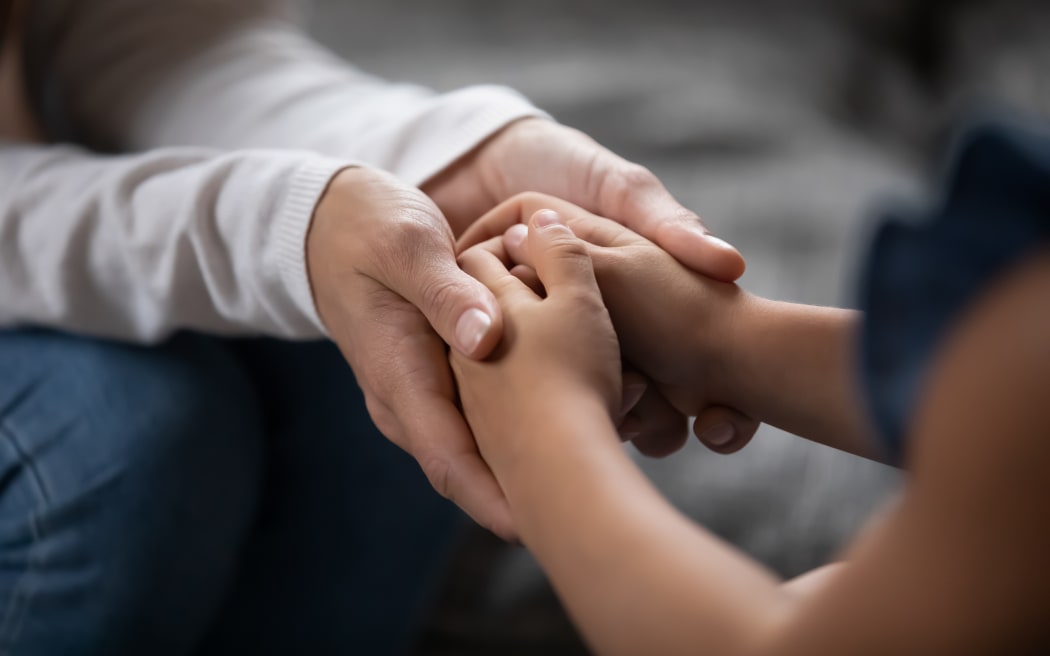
[527,209,598,296]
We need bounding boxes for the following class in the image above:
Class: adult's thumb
[374,216,504,360]
[415,262,504,360]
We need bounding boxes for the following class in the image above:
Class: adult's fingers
[395,384,517,541]
[340,283,517,541]
[311,169,518,539]
[572,153,746,282]
[454,119,745,280]
[619,368,648,425]
[625,387,689,458]
[692,406,761,455]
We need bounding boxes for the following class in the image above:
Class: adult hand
[308,166,517,538]
[426,118,742,456]
[309,168,651,540]
[424,117,746,282]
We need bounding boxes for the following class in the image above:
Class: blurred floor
[305,1,1050,653]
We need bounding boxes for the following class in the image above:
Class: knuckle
[509,190,545,207]
[545,233,593,272]
[419,275,470,321]
[374,204,449,274]
[363,393,402,444]
[549,231,589,256]
[385,212,440,255]
[559,282,604,310]
[669,204,704,228]
[513,191,557,216]
[419,451,453,500]
[617,163,659,190]
[599,163,659,214]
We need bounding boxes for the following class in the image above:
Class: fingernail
[704,234,738,252]
[681,223,736,251]
[455,308,492,355]
[680,222,709,239]
[700,423,735,447]
[533,209,560,228]
[505,223,528,249]
[620,383,647,417]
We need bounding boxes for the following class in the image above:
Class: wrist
[678,286,761,412]
[711,293,785,420]
[711,289,749,398]
[488,386,619,493]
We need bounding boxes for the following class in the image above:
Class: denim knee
[0,330,263,655]
[198,338,465,655]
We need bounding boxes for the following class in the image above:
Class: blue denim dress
[859,119,1050,465]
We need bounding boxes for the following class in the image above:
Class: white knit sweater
[0,0,542,341]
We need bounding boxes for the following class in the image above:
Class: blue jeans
[0,330,462,655]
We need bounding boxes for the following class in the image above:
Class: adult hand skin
[424,118,746,282]
[308,116,748,539]
[427,118,747,456]
[308,168,655,541]
[308,166,517,538]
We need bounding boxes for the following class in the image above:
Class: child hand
[450,210,623,476]
[459,193,760,453]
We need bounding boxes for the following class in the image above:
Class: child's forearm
[499,396,792,656]
[716,297,882,460]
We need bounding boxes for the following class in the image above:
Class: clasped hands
[452,194,763,495]
[307,117,752,541]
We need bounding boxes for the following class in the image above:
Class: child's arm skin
[459,193,878,460]
[452,208,1050,655]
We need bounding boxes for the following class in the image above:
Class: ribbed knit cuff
[399,85,551,186]
[272,157,355,336]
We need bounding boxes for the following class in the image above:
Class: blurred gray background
[306,1,1049,653]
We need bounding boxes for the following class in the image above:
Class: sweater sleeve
[30,0,547,186]
[0,142,347,341]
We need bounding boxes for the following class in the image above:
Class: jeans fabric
[0,330,461,655]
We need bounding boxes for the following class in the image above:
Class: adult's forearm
[33,0,543,185]
[0,143,345,340]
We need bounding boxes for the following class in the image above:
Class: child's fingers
[509,264,543,296]
[520,195,644,249]
[504,223,531,268]
[504,210,646,273]
[457,197,524,254]
[461,192,645,256]
[458,237,538,304]
[526,210,600,297]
